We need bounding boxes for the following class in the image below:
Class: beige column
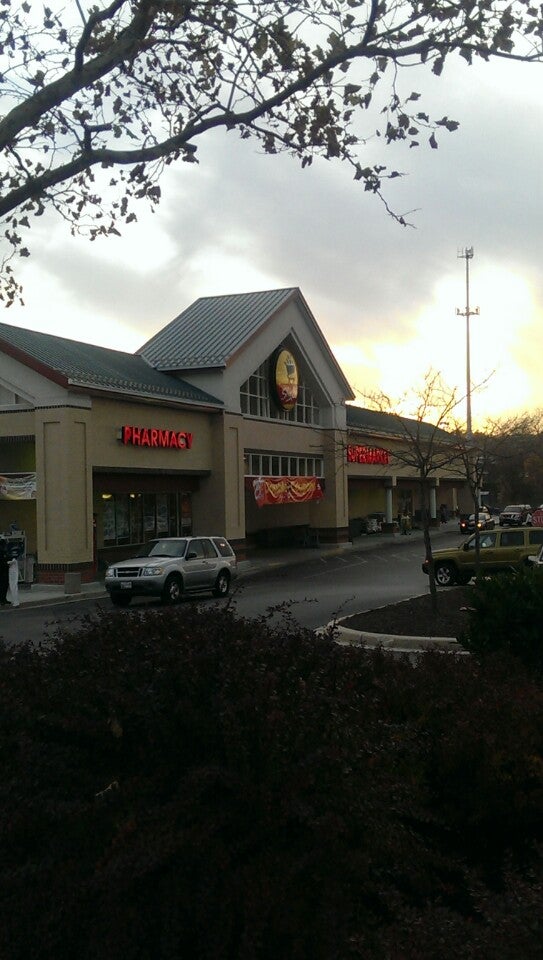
[312,429,349,543]
[192,413,246,546]
[35,409,93,574]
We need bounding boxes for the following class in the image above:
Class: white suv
[105,536,237,606]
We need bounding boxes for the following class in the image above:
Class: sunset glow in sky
[3,51,543,428]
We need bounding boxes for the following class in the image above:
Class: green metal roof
[347,405,453,442]
[0,322,222,408]
[139,288,355,398]
[139,289,299,369]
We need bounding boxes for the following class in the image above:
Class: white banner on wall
[0,473,37,500]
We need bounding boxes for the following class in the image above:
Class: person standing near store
[8,556,19,607]
[0,541,9,605]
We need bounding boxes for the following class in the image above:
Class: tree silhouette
[1,0,542,303]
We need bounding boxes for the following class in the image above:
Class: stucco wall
[35,409,92,565]
[192,412,245,542]
[89,397,216,474]
[172,299,350,430]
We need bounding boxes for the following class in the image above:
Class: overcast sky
[5,51,543,426]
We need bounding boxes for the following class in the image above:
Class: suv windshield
[138,539,188,558]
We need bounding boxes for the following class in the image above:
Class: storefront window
[244,452,324,478]
[156,494,169,534]
[100,492,191,546]
[116,496,130,544]
[180,493,192,534]
[168,494,178,536]
[103,497,116,543]
[129,494,143,544]
[143,494,155,535]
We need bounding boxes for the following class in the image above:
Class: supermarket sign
[346,444,389,465]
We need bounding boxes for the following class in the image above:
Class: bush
[460,567,543,671]
[1,605,543,959]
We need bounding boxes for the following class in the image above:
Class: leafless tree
[359,370,467,611]
[449,409,543,510]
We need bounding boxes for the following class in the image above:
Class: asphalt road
[0,534,436,647]
[229,540,432,629]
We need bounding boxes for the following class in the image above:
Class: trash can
[24,555,35,583]
[64,572,82,594]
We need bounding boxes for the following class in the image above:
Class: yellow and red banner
[252,476,324,508]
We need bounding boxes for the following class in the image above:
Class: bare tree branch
[1,0,542,303]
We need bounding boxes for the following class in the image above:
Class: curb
[333,623,460,649]
[326,623,467,654]
[0,589,109,610]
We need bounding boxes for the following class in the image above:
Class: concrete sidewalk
[2,520,461,610]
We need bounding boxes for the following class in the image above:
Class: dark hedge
[1,604,543,959]
[461,567,543,672]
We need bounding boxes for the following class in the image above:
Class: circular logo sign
[271,347,299,411]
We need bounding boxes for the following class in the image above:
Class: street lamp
[456,247,479,439]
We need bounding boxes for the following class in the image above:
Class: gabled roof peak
[138,288,301,371]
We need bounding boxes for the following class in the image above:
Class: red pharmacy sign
[121,425,193,449]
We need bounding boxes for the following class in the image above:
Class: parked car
[499,504,532,526]
[528,544,543,568]
[105,536,237,606]
[422,525,543,586]
[458,506,495,534]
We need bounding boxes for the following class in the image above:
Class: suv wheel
[213,570,230,598]
[434,562,457,587]
[456,572,472,586]
[162,574,183,604]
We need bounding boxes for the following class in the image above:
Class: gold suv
[422,526,543,586]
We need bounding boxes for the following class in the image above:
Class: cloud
[4,50,543,417]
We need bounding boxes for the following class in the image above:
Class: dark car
[498,504,532,527]
[459,506,495,534]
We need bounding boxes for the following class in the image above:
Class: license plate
[121,581,132,589]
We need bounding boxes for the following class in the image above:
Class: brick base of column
[36,563,96,585]
[317,526,350,545]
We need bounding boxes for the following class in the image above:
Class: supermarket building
[0,288,469,583]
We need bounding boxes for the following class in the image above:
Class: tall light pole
[456,247,479,439]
